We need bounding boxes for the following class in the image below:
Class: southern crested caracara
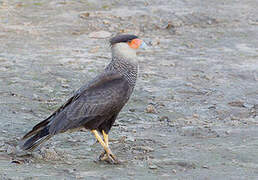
[20,34,146,164]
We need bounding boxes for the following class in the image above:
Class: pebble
[193,114,199,118]
[150,38,160,46]
[89,46,100,53]
[145,104,157,114]
[32,153,43,160]
[161,173,171,177]
[11,159,23,164]
[148,164,158,169]
[88,31,112,39]
[103,20,110,24]
[225,130,230,135]
[35,164,42,168]
[159,116,169,122]
[6,145,16,155]
[61,84,70,88]
[79,12,90,19]
[64,168,74,174]
[129,108,136,112]
[133,146,154,152]
[202,165,209,169]
[228,101,245,108]
[127,171,135,176]
[33,93,40,99]
[40,148,60,160]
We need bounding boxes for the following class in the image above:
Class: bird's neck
[106,43,138,86]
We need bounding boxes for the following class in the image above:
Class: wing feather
[48,72,130,134]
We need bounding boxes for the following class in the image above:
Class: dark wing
[48,71,130,134]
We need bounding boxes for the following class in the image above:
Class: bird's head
[110,34,147,60]
[110,34,147,49]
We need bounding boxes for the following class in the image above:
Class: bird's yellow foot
[91,130,120,164]
[99,151,120,164]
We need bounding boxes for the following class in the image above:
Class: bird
[19,34,147,164]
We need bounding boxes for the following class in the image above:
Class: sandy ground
[0,0,258,179]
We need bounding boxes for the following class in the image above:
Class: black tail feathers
[20,126,51,151]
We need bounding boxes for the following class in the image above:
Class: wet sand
[0,0,258,179]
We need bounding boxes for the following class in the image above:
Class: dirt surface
[0,0,258,179]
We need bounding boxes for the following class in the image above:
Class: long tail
[20,119,52,151]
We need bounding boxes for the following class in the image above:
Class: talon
[98,151,119,164]
[109,154,119,164]
[99,151,107,161]
[92,130,120,164]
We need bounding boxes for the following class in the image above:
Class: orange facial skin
[128,39,142,49]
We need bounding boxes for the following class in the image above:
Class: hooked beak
[139,41,148,50]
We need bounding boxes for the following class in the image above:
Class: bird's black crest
[110,34,138,45]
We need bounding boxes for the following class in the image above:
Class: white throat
[111,43,137,64]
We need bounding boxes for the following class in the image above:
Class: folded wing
[20,71,130,151]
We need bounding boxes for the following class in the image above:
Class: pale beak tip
[140,41,148,50]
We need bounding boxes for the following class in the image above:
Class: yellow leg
[102,130,109,147]
[91,130,118,164]
[91,130,111,154]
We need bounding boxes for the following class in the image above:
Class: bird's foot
[99,151,120,164]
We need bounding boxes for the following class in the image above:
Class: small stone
[243,103,253,108]
[89,46,100,53]
[150,38,160,46]
[33,93,39,99]
[172,169,176,173]
[41,148,59,160]
[62,84,69,88]
[208,105,216,110]
[230,116,239,120]
[193,114,199,118]
[88,31,112,39]
[126,135,135,142]
[202,165,209,169]
[64,160,73,165]
[159,116,169,122]
[103,20,110,24]
[149,164,158,169]
[165,22,175,29]
[145,104,156,114]
[118,136,126,143]
[32,152,43,160]
[79,12,90,19]
[127,171,135,176]
[133,146,154,152]
[35,164,42,168]
[129,108,136,112]
[6,145,15,155]
[11,159,23,164]
[228,101,245,108]
[64,168,74,174]
[161,145,168,148]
